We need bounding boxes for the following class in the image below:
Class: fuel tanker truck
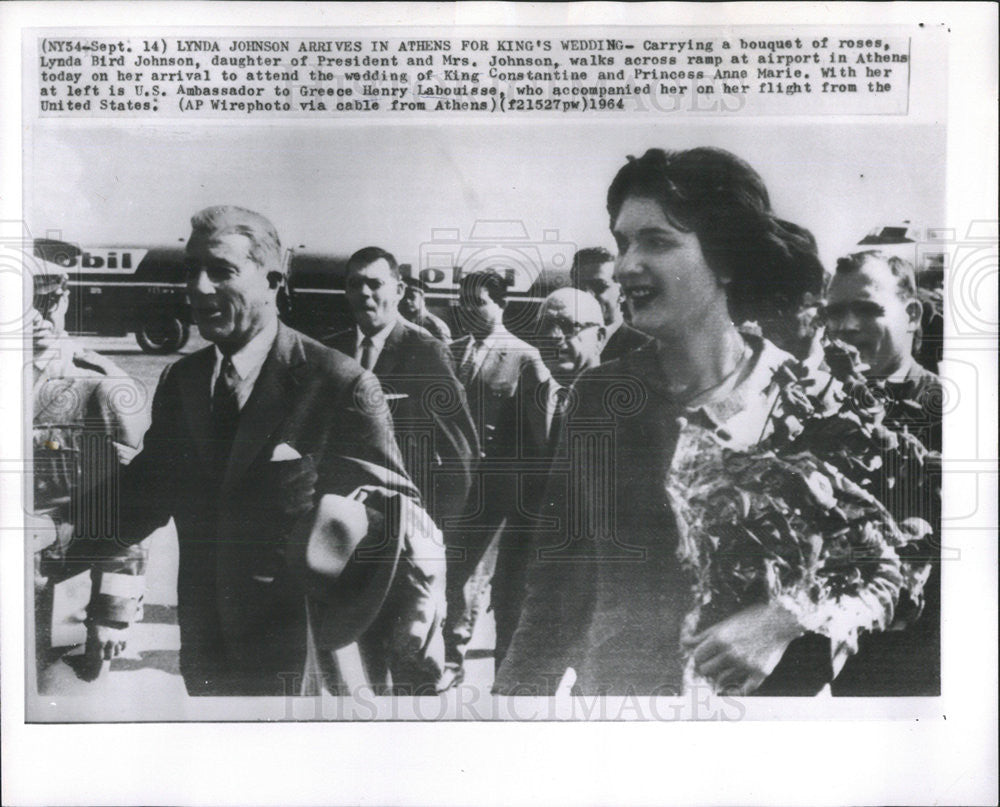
[33,222,575,352]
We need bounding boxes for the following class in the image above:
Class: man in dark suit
[440,269,550,689]
[324,247,478,529]
[450,270,550,459]
[85,207,440,696]
[490,288,607,669]
[570,247,650,363]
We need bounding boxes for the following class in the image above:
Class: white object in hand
[555,667,577,697]
[271,442,302,461]
[306,493,370,577]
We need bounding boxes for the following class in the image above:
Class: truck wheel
[135,317,190,354]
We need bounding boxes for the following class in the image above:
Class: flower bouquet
[668,342,934,692]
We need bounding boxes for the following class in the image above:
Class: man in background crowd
[439,268,549,690]
[825,250,942,453]
[326,246,478,546]
[399,276,452,343]
[490,288,607,668]
[30,269,149,687]
[825,249,942,696]
[570,247,650,363]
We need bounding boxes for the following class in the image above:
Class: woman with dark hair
[605,147,826,352]
[493,148,926,697]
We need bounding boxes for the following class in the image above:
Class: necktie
[359,336,376,371]
[211,354,240,469]
[548,386,570,455]
[459,340,482,387]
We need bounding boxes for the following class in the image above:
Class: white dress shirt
[210,317,278,410]
[543,378,568,444]
[354,322,395,370]
[459,329,505,382]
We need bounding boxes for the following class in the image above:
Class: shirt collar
[216,316,278,380]
[33,331,78,375]
[473,324,509,350]
[356,320,395,352]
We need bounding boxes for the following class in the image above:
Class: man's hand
[78,621,130,682]
[27,512,58,555]
[682,602,805,694]
[267,455,318,527]
[112,441,141,465]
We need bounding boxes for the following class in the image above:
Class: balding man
[490,288,607,668]
[492,288,606,460]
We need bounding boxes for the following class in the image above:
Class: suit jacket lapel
[454,336,475,387]
[373,321,406,377]
[534,378,558,452]
[479,341,507,386]
[221,323,302,499]
[451,336,469,368]
[327,330,355,359]
[178,347,216,467]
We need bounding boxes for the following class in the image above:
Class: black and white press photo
[2,4,996,807]
[22,120,950,711]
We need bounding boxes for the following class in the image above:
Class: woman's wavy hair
[607,147,824,327]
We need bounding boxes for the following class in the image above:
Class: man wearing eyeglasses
[490,288,607,669]
[491,287,606,464]
[536,287,608,386]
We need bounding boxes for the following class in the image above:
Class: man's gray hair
[188,206,283,272]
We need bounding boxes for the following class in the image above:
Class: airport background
[27,120,945,707]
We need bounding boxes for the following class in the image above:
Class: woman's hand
[682,602,805,694]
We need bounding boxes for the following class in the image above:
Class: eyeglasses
[539,315,602,340]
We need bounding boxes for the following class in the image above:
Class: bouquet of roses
[668,340,935,692]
